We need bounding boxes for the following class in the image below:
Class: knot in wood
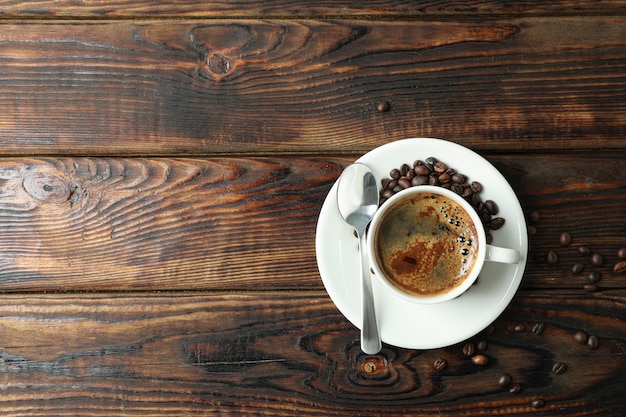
[358,355,388,379]
[208,53,230,75]
[23,170,71,204]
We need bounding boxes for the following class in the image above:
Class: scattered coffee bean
[529,211,540,223]
[578,245,591,256]
[433,358,447,370]
[476,340,488,351]
[376,101,390,113]
[572,263,584,275]
[574,330,588,344]
[528,226,537,236]
[498,374,512,388]
[514,324,525,333]
[471,354,488,365]
[588,271,601,284]
[591,253,604,266]
[559,232,572,247]
[531,398,545,408]
[531,322,545,335]
[583,284,597,293]
[462,342,475,357]
[618,248,626,259]
[546,250,558,264]
[614,261,626,274]
[587,335,599,350]
[509,384,522,394]
[552,362,566,375]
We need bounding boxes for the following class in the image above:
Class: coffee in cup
[367,185,519,304]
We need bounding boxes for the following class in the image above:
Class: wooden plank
[0,0,625,17]
[0,18,624,155]
[0,154,623,292]
[0,290,621,416]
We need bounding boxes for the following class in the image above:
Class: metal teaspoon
[337,163,381,354]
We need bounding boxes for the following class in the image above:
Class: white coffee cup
[367,185,519,304]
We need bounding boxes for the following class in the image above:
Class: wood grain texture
[0,18,624,155]
[0,153,623,292]
[0,0,625,17]
[0,290,621,416]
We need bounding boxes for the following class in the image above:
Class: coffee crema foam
[374,192,479,297]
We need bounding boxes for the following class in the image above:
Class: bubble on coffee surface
[375,192,479,297]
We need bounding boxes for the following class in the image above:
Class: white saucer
[315,138,528,350]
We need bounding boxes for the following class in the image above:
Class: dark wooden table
[0,1,625,415]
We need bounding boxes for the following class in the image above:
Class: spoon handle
[359,231,381,354]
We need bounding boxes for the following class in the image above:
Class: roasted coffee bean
[486,233,493,244]
[462,342,475,356]
[583,284,597,293]
[546,250,559,264]
[400,163,411,176]
[388,179,398,190]
[411,175,429,186]
[559,232,572,247]
[390,168,401,180]
[514,324,525,333]
[405,169,415,180]
[572,263,584,275]
[588,271,601,283]
[483,324,495,336]
[433,161,447,173]
[531,399,545,408]
[452,173,465,184]
[489,217,505,230]
[498,374,512,388]
[461,187,473,198]
[591,253,603,266]
[618,248,626,259]
[471,354,488,365]
[381,178,390,189]
[481,212,491,225]
[614,261,626,274]
[428,175,438,186]
[414,165,431,176]
[529,211,540,222]
[578,245,591,255]
[398,178,411,189]
[451,184,465,195]
[470,181,482,193]
[587,335,599,350]
[381,189,394,199]
[552,362,566,375]
[392,185,402,193]
[433,358,447,370]
[574,330,588,344]
[438,172,451,183]
[476,340,488,351]
[532,322,545,335]
[484,200,498,215]
[425,156,438,165]
[509,384,522,394]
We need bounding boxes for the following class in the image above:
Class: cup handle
[485,244,520,264]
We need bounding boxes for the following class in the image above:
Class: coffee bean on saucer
[614,261,626,274]
[618,248,626,259]
[588,271,601,283]
[471,354,488,365]
[578,245,591,256]
[574,330,588,344]
[546,250,559,264]
[485,200,498,215]
[591,253,604,266]
[433,358,447,370]
[572,263,584,275]
[552,362,566,375]
[489,217,505,230]
[462,342,475,356]
[559,232,572,246]
[498,374,512,388]
[587,335,599,349]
